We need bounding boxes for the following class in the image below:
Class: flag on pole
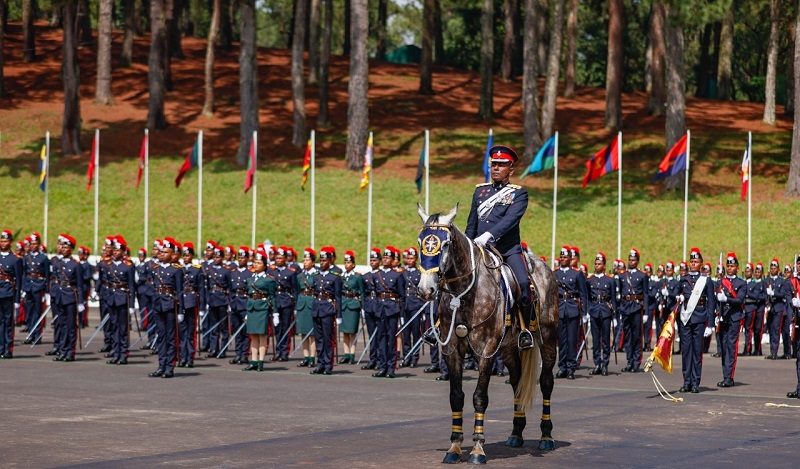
[136,134,147,189]
[86,133,98,192]
[653,134,688,182]
[359,134,373,192]
[38,144,47,192]
[244,136,256,193]
[645,309,677,374]
[482,129,494,183]
[740,146,750,200]
[415,139,426,194]
[301,138,311,190]
[520,136,556,179]
[175,140,200,188]
[582,137,620,188]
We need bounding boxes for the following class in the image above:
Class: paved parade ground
[2,326,798,468]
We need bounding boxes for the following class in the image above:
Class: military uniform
[205,251,232,357]
[618,250,650,372]
[310,253,342,375]
[21,236,49,344]
[136,250,156,348]
[401,253,424,367]
[677,249,716,393]
[247,270,276,335]
[228,252,253,364]
[49,236,85,361]
[0,230,22,358]
[586,256,616,375]
[179,252,204,367]
[104,240,136,364]
[555,251,589,379]
[268,249,298,361]
[295,266,317,338]
[765,261,790,359]
[716,253,746,387]
[95,244,115,353]
[361,250,380,370]
[148,240,184,378]
[743,264,766,356]
[373,249,406,378]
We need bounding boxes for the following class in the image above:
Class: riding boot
[518,299,534,350]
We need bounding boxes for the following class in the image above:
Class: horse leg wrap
[444,417,464,466]
[538,399,555,451]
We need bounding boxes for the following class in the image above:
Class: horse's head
[416,203,459,301]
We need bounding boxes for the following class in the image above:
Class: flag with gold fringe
[644,307,683,403]
[359,134,373,192]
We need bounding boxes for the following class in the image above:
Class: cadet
[104,237,136,365]
[76,246,93,327]
[243,247,277,372]
[295,248,317,368]
[643,263,657,351]
[268,246,298,362]
[178,242,204,368]
[372,247,406,378]
[310,247,342,375]
[205,245,232,358]
[715,252,746,387]
[586,252,616,376]
[743,262,766,356]
[764,259,791,360]
[618,249,649,373]
[554,246,589,379]
[148,238,184,378]
[0,229,22,359]
[22,232,49,345]
[400,247,424,368]
[677,248,716,393]
[361,248,381,370]
[136,248,156,349]
[339,250,364,365]
[50,235,85,362]
[228,247,253,364]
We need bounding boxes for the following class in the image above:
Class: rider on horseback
[465,145,535,350]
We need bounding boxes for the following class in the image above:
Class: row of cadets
[268,245,298,362]
[360,248,381,371]
[339,250,364,365]
[309,246,342,375]
[148,237,184,378]
[242,246,277,372]
[49,234,85,362]
[0,229,22,358]
[295,248,318,368]
[21,232,49,345]
[586,252,617,376]
[178,242,204,368]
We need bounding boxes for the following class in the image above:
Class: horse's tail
[515,337,541,413]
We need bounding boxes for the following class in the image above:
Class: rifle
[275,318,297,354]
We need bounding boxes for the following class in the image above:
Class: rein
[430,229,477,348]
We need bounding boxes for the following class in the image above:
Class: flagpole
[747,131,752,263]
[551,131,559,264]
[93,129,99,254]
[197,130,203,251]
[44,131,50,247]
[367,131,374,258]
[617,131,622,260]
[424,129,430,213]
[311,130,316,248]
[144,129,149,250]
[683,130,691,262]
[251,130,258,248]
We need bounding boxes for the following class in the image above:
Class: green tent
[385,45,422,64]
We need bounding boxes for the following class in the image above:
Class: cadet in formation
[339,250,364,365]
[243,247,277,372]
[0,229,22,359]
[677,248,716,393]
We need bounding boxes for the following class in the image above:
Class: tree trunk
[477,0,494,120]
[147,0,168,130]
[23,0,35,62]
[121,0,136,67]
[788,18,796,117]
[522,0,542,163]
[163,0,175,91]
[604,0,623,130]
[716,7,733,101]
[51,5,63,28]
[648,1,666,116]
[291,0,307,147]
[0,0,5,98]
[183,0,194,36]
[238,0,259,166]
[62,1,82,156]
[541,0,565,141]
[308,0,321,86]
[169,0,186,59]
[764,0,780,125]
[219,0,233,49]
[563,0,577,98]
[135,0,144,36]
[786,6,800,196]
[345,0,369,170]
[95,0,114,105]
[434,0,444,64]
[78,0,92,47]
[317,0,332,126]
[343,0,351,56]
[201,0,220,117]
[663,5,685,192]
[500,0,517,82]
[535,0,548,76]
[419,0,435,95]
[376,0,388,61]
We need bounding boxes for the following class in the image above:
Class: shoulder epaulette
[124,260,133,266]
[267,265,276,270]
[395,267,405,272]
[476,182,491,187]
[331,271,341,276]
[288,266,297,272]
[508,184,522,189]
[191,263,202,269]
[172,263,182,268]
[605,273,614,278]
[587,273,595,279]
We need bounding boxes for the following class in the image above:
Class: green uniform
[246,272,277,335]
[296,268,316,336]
[341,270,365,333]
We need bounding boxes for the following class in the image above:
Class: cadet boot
[257,361,265,372]
[517,299,535,350]
[242,362,258,371]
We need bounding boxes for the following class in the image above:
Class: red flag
[301,138,311,190]
[582,137,620,188]
[175,141,199,188]
[86,133,98,192]
[136,134,147,190]
[244,137,256,193]
[740,148,750,200]
[653,134,688,181]
[645,308,677,374]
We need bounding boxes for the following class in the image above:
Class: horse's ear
[440,203,458,226]
[417,203,429,223]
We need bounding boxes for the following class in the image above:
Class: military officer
[715,252,746,387]
[228,247,253,364]
[205,245,232,358]
[586,252,616,376]
[104,237,136,365]
[677,248,716,393]
[372,247,406,378]
[554,246,589,379]
[95,236,115,354]
[361,248,381,370]
[339,250,364,365]
[764,259,790,359]
[243,247,277,372]
[0,229,22,359]
[295,248,317,368]
[618,248,649,373]
[400,247,424,368]
[148,238,184,378]
[22,232,49,345]
[465,144,534,349]
[50,235,85,362]
[742,263,766,356]
[310,247,342,375]
[178,242,204,368]
[268,246,298,362]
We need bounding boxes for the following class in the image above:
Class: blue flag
[483,131,493,183]
[520,136,556,179]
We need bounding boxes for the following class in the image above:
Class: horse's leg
[465,356,493,465]
[502,345,526,447]
[538,326,557,451]
[443,352,465,464]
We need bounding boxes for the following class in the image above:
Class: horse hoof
[467,453,487,465]
[442,452,462,464]
[538,439,555,451]
[505,436,524,447]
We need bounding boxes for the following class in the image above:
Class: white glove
[272,314,279,327]
[677,294,685,303]
[766,287,774,296]
[199,308,206,318]
[21,291,26,299]
[14,303,20,310]
[45,293,51,304]
[227,306,231,313]
[128,308,135,317]
[714,316,720,327]
[77,304,85,313]
[717,292,727,302]
[400,317,405,326]
[661,287,669,296]
[792,298,800,308]
[178,313,185,323]
[92,271,99,281]
[703,326,714,337]
[205,305,209,314]
[643,315,649,322]
[421,314,427,322]
[135,272,140,283]
[612,318,618,328]
[474,232,493,246]
[336,318,342,326]
[360,310,365,319]
[582,314,589,324]
[245,314,248,322]
[658,304,664,312]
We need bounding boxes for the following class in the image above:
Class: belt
[697,298,707,306]
[276,286,293,294]
[103,281,128,289]
[0,274,15,284]
[316,293,334,301]
[744,298,759,304]
[211,286,228,293]
[299,288,314,296]
[27,273,44,279]
[558,293,579,300]
[156,286,175,295]
[343,292,360,299]
[623,294,644,301]
[233,288,248,296]
[249,293,268,300]
[378,292,399,299]
[365,292,377,298]
[592,295,610,302]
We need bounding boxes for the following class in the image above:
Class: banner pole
[747,131,752,263]
[617,131,622,260]
[551,131,559,264]
[93,129,99,253]
[425,129,430,214]
[44,132,50,247]
[252,130,258,248]
[367,132,374,257]
[144,129,149,249]
[311,130,316,248]
[683,130,691,262]
[197,131,203,251]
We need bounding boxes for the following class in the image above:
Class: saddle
[477,244,539,334]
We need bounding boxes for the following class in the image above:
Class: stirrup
[422,327,437,346]
[518,329,534,350]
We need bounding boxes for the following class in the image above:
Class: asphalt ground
[2,320,798,468]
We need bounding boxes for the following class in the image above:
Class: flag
[582,137,620,188]
[38,144,47,192]
[519,136,556,179]
[415,139,426,194]
[359,134,373,192]
[645,309,677,374]
[652,134,688,182]
[301,138,311,190]
[136,134,147,190]
[741,147,750,200]
[244,136,256,193]
[86,134,97,192]
[482,130,493,183]
[175,140,199,188]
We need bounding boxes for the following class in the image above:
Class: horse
[416,203,559,464]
